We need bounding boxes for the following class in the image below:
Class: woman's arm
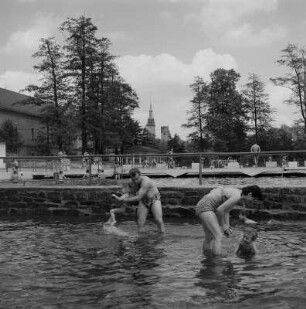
[217,196,240,232]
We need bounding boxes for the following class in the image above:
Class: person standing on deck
[195,185,262,256]
[250,143,261,167]
[121,167,165,234]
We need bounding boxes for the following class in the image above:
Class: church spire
[145,101,156,137]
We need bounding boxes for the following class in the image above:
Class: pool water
[1,218,305,309]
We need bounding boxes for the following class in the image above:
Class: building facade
[0,88,42,156]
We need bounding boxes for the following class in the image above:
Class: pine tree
[242,73,274,144]
[24,37,72,153]
[60,16,100,153]
[182,76,210,151]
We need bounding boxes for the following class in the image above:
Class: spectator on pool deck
[195,185,262,256]
[121,167,165,234]
[250,143,261,167]
[12,159,19,171]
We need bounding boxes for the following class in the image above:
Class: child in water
[105,183,131,225]
[235,227,258,258]
[238,212,257,224]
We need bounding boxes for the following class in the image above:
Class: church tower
[145,103,156,137]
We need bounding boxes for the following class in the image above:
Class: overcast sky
[0,0,305,139]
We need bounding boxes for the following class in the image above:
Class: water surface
[0,218,305,308]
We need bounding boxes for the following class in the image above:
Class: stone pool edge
[0,185,306,220]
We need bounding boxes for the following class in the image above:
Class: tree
[0,120,23,154]
[291,122,306,150]
[140,128,155,147]
[206,69,248,151]
[182,76,210,151]
[60,16,101,153]
[24,37,72,153]
[271,43,306,133]
[108,75,140,153]
[259,125,294,151]
[60,16,140,154]
[242,73,274,144]
[168,134,186,153]
[85,38,117,154]
[25,16,141,155]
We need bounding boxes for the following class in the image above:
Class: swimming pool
[1,218,305,308]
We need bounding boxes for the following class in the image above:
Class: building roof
[0,87,41,117]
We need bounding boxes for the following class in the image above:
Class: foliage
[271,43,306,132]
[0,120,23,154]
[140,128,156,147]
[253,125,294,151]
[24,37,72,153]
[242,73,274,144]
[205,69,248,151]
[168,134,186,153]
[182,76,210,151]
[25,16,141,155]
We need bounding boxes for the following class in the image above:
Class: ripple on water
[0,219,306,308]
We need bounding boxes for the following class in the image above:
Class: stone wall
[0,186,306,220]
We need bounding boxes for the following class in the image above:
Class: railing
[1,149,306,185]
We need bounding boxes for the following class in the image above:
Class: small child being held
[105,183,131,225]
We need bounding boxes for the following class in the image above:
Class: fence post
[88,157,92,185]
[199,154,203,185]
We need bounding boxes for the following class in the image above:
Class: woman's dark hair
[242,185,262,200]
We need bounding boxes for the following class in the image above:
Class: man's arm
[122,182,148,203]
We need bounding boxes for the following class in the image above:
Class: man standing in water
[121,167,165,234]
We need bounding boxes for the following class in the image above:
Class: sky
[0,0,305,140]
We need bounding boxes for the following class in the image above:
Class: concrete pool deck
[1,165,306,184]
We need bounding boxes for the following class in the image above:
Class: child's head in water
[242,227,257,243]
[236,227,258,258]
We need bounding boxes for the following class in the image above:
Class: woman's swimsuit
[195,187,241,216]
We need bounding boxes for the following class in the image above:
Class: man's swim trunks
[142,193,161,210]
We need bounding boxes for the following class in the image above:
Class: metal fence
[2,149,306,185]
